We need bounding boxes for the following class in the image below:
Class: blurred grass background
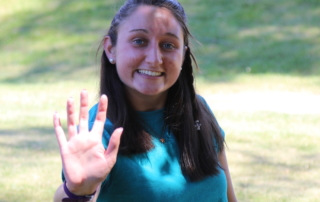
[0,0,319,201]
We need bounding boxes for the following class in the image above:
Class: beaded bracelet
[62,181,96,202]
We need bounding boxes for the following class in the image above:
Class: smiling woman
[53,0,237,201]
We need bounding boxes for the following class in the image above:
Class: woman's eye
[132,39,146,46]
[162,43,175,50]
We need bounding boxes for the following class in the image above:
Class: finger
[78,90,89,133]
[67,97,77,139]
[53,112,67,149]
[91,94,108,137]
[104,127,123,161]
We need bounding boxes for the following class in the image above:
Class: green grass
[221,111,320,202]
[0,82,99,201]
[1,0,319,83]
[2,78,319,201]
[1,0,320,201]
[185,0,320,78]
[198,77,320,201]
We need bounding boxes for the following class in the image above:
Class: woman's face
[106,5,185,105]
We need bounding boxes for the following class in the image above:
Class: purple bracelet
[63,181,96,202]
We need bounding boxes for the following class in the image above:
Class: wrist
[65,181,97,196]
[63,181,96,202]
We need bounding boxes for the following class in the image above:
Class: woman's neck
[125,89,168,111]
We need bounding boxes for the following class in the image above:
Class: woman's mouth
[137,69,163,77]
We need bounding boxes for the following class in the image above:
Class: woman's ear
[183,45,188,61]
[104,36,116,64]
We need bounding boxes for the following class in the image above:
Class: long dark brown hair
[99,0,224,181]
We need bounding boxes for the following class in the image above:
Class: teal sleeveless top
[87,100,228,202]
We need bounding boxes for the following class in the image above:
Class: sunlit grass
[0,130,61,201]
[196,73,320,93]
[222,110,320,201]
[0,0,45,18]
[196,74,320,202]
[0,81,99,129]
[1,75,320,201]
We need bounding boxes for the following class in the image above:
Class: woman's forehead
[118,5,184,38]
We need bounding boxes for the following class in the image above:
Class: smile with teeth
[137,69,163,77]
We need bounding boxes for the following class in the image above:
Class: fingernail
[53,112,59,119]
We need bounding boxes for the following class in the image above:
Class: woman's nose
[145,43,163,67]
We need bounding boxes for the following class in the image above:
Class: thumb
[104,128,123,162]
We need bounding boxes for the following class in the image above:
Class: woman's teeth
[137,70,162,77]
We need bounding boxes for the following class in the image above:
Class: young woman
[53,0,237,201]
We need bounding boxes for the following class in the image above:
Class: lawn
[0,0,319,201]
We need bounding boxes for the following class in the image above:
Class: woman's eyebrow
[129,29,148,33]
[129,29,179,39]
[165,32,179,40]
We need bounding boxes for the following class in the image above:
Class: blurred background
[0,0,319,201]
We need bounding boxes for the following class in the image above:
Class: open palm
[53,90,122,195]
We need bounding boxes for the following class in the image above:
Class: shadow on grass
[0,0,319,84]
[233,147,320,198]
[187,0,320,82]
[0,0,117,83]
[0,127,58,152]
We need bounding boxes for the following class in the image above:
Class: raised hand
[53,90,122,195]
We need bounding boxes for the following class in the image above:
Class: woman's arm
[219,149,237,202]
